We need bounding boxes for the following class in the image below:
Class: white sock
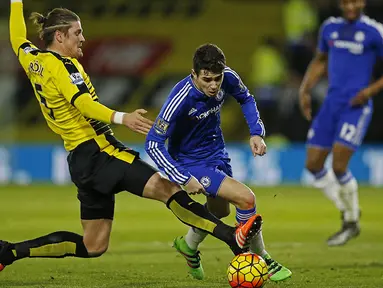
[249,230,267,258]
[337,172,359,222]
[184,227,208,251]
[313,169,346,211]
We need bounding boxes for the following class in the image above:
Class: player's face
[340,0,365,21]
[192,69,224,97]
[61,21,85,59]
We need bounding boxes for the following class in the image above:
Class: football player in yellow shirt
[0,0,262,272]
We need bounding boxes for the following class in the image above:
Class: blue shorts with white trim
[307,97,372,150]
[187,160,233,197]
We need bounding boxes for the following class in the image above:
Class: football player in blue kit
[146,44,292,282]
[299,0,383,246]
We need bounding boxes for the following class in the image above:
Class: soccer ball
[227,253,268,288]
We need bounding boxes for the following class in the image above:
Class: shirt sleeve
[145,82,193,185]
[9,1,39,73]
[318,22,329,54]
[52,59,114,124]
[225,68,265,137]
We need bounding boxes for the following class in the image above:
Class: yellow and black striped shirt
[10,1,135,164]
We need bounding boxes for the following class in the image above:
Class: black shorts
[67,135,157,220]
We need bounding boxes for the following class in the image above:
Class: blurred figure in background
[299,0,383,246]
[284,0,319,47]
[250,36,286,136]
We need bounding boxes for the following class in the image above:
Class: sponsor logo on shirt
[28,60,44,76]
[154,117,169,135]
[23,46,37,54]
[238,79,247,93]
[195,103,222,120]
[188,108,197,115]
[69,72,85,85]
[332,40,364,55]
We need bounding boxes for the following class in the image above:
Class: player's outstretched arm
[73,96,153,135]
[9,0,29,55]
[299,52,328,120]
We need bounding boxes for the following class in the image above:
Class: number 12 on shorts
[339,123,356,142]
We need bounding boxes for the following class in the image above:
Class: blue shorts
[307,98,372,150]
[187,160,233,197]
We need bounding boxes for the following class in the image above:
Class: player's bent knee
[209,206,230,219]
[245,191,256,209]
[143,172,180,203]
[236,189,256,210]
[85,244,108,258]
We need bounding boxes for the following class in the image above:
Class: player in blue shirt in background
[299,0,383,246]
[146,44,292,282]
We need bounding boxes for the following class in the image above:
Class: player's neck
[344,14,363,23]
[46,44,70,58]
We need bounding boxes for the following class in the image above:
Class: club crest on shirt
[200,176,211,188]
[354,31,365,42]
[215,89,224,101]
[154,117,169,135]
[330,31,339,39]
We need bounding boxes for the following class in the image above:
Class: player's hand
[299,90,312,121]
[184,176,206,195]
[249,135,267,157]
[123,109,154,135]
[350,88,371,107]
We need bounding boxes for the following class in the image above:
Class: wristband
[113,112,125,124]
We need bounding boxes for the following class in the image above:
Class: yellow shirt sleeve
[74,95,114,124]
[9,1,28,54]
[52,58,114,124]
[10,1,40,74]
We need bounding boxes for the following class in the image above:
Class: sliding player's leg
[174,196,230,280]
[115,157,261,255]
[0,192,114,271]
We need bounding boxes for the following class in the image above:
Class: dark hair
[193,44,226,75]
[30,8,80,47]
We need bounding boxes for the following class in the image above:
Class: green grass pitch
[0,185,382,288]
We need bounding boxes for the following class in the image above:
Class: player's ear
[55,30,64,44]
[191,69,197,79]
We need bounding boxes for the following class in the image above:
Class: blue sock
[313,168,327,180]
[236,207,256,225]
[335,170,353,185]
